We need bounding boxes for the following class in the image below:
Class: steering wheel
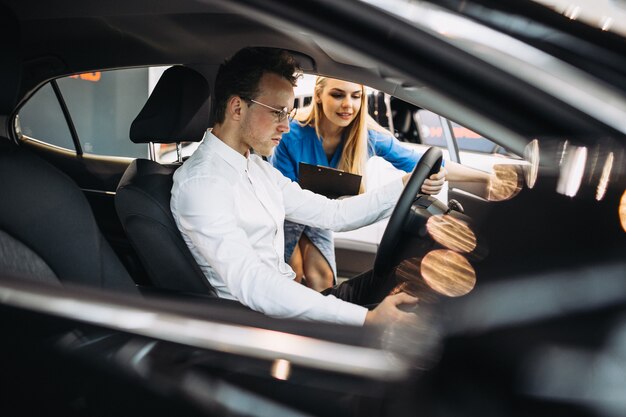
[373,147,443,276]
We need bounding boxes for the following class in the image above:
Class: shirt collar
[207,130,249,173]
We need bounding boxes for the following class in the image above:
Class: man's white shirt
[171,132,404,325]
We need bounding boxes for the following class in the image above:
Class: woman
[271,76,473,291]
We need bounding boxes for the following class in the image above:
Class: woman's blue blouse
[270,121,423,182]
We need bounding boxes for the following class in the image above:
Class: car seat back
[115,65,216,295]
[0,141,139,293]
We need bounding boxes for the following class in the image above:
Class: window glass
[388,97,420,143]
[56,69,151,158]
[450,121,500,154]
[415,109,446,147]
[155,141,202,163]
[449,120,522,177]
[18,83,75,151]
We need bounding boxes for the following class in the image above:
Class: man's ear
[227,96,245,121]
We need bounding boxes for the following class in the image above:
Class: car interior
[1,0,625,416]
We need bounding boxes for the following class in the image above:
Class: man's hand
[401,167,447,195]
[364,292,418,326]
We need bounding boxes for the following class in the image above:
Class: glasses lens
[276,107,293,123]
[288,107,297,122]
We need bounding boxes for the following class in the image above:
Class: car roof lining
[4,0,622,152]
[4,0,415,98]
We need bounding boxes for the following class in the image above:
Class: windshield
[532,0,626,36]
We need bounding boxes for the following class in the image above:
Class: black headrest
[130,66,210,143]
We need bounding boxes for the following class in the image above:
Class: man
[171,47,445,326]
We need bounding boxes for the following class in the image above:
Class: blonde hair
[297,76,384,193]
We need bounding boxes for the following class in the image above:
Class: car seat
[0,140,140,293]
[115,66,216,295]
[0,6,137,293]
[391,98,420,143]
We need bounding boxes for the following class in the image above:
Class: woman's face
[317,78,363,129]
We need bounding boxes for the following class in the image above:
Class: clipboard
[298,162,362,199]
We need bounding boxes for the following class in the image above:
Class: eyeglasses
[242,97,297,123]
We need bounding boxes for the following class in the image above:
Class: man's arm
[278,162,445,232]
[172,175,368,325]
[280,168,405,233]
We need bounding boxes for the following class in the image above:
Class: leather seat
[0,140,139,293]
[115,66,216,295]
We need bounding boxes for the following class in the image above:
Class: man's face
[240,73,295,157]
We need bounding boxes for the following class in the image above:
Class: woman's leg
[298,234,334,292]
[284,221,307,284]
[288,242,305,284]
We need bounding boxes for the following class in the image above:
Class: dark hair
[212,47,301,124]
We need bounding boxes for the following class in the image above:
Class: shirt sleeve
[269,126,299,182]
[275,165,405,232]
[173,175,368,326]
[371,130,423,172]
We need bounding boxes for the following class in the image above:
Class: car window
[56,69,150,158]
[395,106,526,203]
[416,109,519,164]
[18,83,75,151]
[155,141,201,163]
[450,120,506,155]
[18,67,171,159]
[415,109,446,147]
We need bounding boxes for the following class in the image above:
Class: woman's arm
[445,160,492,183]
[370,130,491,190]
[370,129,420,172]
[370,130,446,194]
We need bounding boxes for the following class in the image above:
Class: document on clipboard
[298,162,362,199]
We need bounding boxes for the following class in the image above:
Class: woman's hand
[421,167,447,194]
[401,167,447,195]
